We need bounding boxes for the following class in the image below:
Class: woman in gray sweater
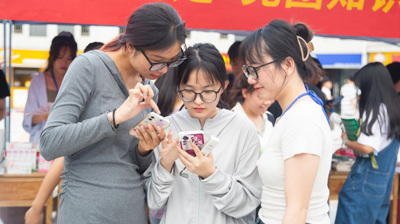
[39,3,186,223]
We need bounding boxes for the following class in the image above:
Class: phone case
[179,136,219,178]
[129,112,171,138]
[178,130,205,156]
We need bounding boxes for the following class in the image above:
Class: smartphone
[178,130,205,156]
[179,136,219,178]
[129,112,171,138]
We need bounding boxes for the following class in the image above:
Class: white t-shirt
[257,101,332,224]
[231,102,274,152]
[357,104,392,155]
[321,87,332,100]
[340,83,359,118]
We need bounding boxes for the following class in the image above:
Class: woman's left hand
[136,124,166,156]
[177,142,216,179]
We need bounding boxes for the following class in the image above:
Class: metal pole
[6,20,12,143]
[2,20,7,152]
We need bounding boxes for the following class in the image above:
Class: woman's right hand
[113,83,161,126]
[159,131,179,172]
[24,206,44,224]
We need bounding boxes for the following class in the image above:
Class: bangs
[240,29,267,65]
[180,67,219,86]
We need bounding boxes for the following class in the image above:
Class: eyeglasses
[177,85,223,103]
[138,45,187,71]
[242,60,276,80]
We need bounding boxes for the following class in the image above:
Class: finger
[178,152,192,169]
[191,142,204,158]
[129,89,144,99]
[162,130,173,148]
[135,83,149,100]
[157,127,167,141]
[178,146,195,163]
[149,99,161,114]
[147,124,160,143]
[140,125,152,143]
[145,85,155,100]
[136,126,146,142]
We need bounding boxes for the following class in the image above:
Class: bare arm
[283,153,320,224]
[345,141,373,154]
[25,157,64,224]
[31,113,49,125]
[0,98,5,120]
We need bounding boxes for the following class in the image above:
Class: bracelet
[112,109,119,129]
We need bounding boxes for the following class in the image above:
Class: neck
[195,107,219,129]
[107,49,140,87]
[242,102,260,120]
[277,76,307,113]
[50,70,64,79]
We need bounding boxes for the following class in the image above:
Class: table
[328,170,399,224]
[0,172,53,224]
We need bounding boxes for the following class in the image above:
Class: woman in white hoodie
[144,43,262,224]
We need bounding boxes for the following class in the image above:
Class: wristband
[113,109,119,129]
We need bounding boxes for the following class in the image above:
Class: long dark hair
[227,74,255,109]
[102,3,186,52]
[176,43,228,109]
[155,67,180,116]
[239,19,323,81]
[45,32,77,72]
[354,62,400,140]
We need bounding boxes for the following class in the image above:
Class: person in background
[83,42,104,53]
[386,62,400,99]
[38,3,186,223]
[228,74,274,150]
[145,43,262,224]
[320,77,333,100]
[24,41,104,224]
[226,41,244,93]
[0,69,10,120]
[335,62,400,224]
[22,31,77,144]
[340,74,359,118]
[240,19,332,224]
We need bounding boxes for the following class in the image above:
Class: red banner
[1,0,400,39]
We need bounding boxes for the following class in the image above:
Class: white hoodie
[145,109,262,224]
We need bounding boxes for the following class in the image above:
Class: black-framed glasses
[138,45,187,71]
[242,60,276,80]
[177,85,223,103]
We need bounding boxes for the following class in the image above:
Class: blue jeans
[335,140,400,224]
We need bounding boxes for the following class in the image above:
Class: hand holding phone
[178,131,205,156]
[179,136,219,178]
[129,112,171,138]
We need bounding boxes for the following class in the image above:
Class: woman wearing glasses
[240,20,332,224]
[144,43,262,224]
[39,3,186,223]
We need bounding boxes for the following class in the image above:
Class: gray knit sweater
[40,50,157,224]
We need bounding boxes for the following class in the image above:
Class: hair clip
[297,36,312,62]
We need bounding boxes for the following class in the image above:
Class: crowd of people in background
[0,2,399,224]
